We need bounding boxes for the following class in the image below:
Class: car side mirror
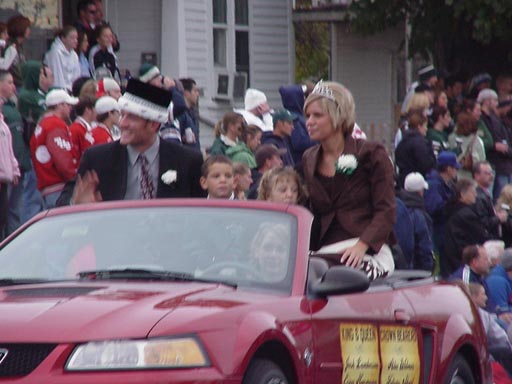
[309,266,370,298]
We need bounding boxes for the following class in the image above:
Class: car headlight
[65,337,209,370]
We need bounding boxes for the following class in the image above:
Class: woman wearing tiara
[302,80,396,280]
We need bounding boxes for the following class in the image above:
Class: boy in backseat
[200,155,236,199]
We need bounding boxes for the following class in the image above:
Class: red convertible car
[0,199,491,383]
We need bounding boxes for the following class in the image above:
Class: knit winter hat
[139,62,161,83]
[244,88,267,111]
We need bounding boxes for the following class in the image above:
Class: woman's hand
[340,240,369,268]
[72,170,102,204]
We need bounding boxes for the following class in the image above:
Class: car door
[309,287,420,384]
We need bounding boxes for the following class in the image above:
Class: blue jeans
[7,179,23,235]
[43,191,62,209]
[21,169,43,222]
[493,173,512,202]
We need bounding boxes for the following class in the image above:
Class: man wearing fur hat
[57,78,204,204]
[234,88,273,132]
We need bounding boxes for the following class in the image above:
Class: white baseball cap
[404,172,429,192]
[45,89,79,107]
[95,96,120,115]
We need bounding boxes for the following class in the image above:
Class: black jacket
[57,139,204,205]
[395,129,436,188]
[444,202,489,276]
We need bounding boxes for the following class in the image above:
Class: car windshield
[0,207,298,293]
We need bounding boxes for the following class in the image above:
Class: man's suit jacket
[302,135,396,252]
[57,139,204,205]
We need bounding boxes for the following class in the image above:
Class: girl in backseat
[257,166,307,205]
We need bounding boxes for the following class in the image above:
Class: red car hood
[0,281,256,343]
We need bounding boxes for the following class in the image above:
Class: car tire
[242,359,289,384]
[444,354,475,384]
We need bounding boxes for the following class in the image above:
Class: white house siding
[250,0,295,110]
[332,24,403,150]
[106,0,162,76]
[106,0,294,149]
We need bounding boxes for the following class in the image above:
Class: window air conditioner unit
[215,71,232,100]
[232,72,248,99]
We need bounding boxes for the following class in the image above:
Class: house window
[212,0,249,83]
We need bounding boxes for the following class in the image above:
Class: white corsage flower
[335,154,358,175]
[161,170,177,185]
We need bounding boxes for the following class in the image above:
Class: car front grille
[0,344,56,377]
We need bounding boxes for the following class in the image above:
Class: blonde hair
[497,184,512,210]
[304,81,356,136]
[79,79,97,100]
[257,166,307,204]
[406,93,430,112]
[213,112,245,138]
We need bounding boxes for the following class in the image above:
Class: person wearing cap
[30,89,79,208]
[260,109,296,167]
[234,88,273,132]
[247,144,284,200]
[479,88,512,201]
[279,82,317,165]
[424,150,459,275]
[469,72,493,99]
[400,64,438,114]
[68,95,96,164]
[473,161,507,240]
[58,78,204,205]
[96,77,121,99]
[397,172,434,271]
[303,80,396,281]
[139,63,195,148]
[91,95,120,144]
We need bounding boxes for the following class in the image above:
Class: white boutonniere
[161,170,177,185]
[335,154,358,175]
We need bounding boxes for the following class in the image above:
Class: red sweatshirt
[30,114,78,191]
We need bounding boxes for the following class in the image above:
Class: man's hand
[495,142,509,154]
[498,312,512,324]
[71,170,102,204]
[340,240,369,268]
[497,209,508,223]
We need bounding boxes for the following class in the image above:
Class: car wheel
[445,354,475,384]
[243,359,289,384]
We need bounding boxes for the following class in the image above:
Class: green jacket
[18,60,46,123]
[426,128,449,153]
[477,120,494,154]
[209,137,230,156]
[3,99,31,172]
[225,142,257,169]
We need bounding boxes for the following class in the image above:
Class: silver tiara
[311,80,336,102]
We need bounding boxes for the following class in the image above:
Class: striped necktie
[139,155,154,199]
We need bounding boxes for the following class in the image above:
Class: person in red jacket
[30,89,78,208]
[91,95,120,144]
[69,95,96,163]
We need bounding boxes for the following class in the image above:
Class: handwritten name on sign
[339,323,420,384]
[380,325,420,384]
[340,323,380,384]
